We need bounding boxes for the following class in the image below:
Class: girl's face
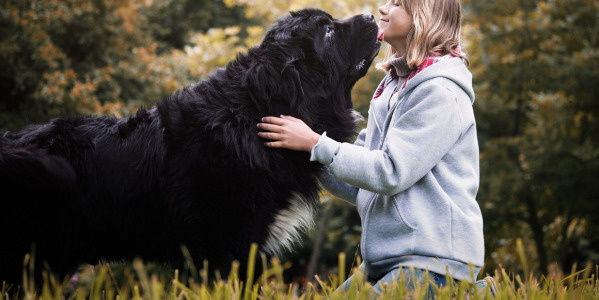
[378,0,413,56]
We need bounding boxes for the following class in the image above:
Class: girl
[257,0,490,295]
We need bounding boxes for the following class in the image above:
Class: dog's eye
[325,26,334,38]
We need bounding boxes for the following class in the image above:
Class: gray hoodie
[310,57,484,282]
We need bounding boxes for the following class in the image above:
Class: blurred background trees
[1,0,597,281]
[463,0,599,276]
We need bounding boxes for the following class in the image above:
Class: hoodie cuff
[310,132,340,165]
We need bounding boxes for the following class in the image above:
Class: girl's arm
[315,128,367,204]
[257,120,366,204]
[311,82,464,196]
[258,81,465,197]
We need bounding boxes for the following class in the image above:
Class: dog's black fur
[0,8,380,284]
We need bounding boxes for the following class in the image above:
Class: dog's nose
[363,13,375,21]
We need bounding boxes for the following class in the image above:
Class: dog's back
[0,110,177,280]
[0,92,319,283]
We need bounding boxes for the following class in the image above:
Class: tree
[0,0,187,131]
[0,0,253,132]
[463,0,599,275]
[141,0,253,53]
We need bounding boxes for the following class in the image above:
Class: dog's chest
[262,192,316,256]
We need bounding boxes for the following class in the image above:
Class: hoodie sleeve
[317,169,359,204]
[311,80,463,196]
[309,128,367,205]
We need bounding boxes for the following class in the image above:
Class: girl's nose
[378,4,387,15]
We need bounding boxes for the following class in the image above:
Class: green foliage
[0,0,251,132]
[141,0,253,52]
[0,0,190,131]
[463,0,599,275]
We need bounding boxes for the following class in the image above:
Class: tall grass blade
[338,252,346,284]
[516,238,529,280]
[243,243,258,300]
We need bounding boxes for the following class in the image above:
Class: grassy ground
[2,245,598,299]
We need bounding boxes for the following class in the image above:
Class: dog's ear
[270,11,312,42]
[262,15,294,43]
[280,57,305,111]
[242,56,305,115]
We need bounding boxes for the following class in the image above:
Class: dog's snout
[363,13,375,22]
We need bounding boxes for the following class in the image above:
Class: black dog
[0,8,380,284]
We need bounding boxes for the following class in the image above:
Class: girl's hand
[257,115,320,152]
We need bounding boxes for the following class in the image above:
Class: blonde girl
[258,0,492,296]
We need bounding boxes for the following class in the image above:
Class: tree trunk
[524,189,548,274]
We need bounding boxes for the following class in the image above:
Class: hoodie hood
[402,56,475,105]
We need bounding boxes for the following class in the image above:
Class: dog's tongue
[377,30,384,41]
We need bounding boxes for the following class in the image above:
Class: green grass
[2,244,598,299]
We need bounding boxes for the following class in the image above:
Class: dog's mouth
[354,43,380,71]
[353,29,381,72]
[354,58,367,71]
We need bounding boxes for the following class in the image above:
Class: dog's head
[243,8,380,131]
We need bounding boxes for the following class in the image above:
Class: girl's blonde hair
[376,0,468,71]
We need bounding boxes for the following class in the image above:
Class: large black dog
[0,8,380,284]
